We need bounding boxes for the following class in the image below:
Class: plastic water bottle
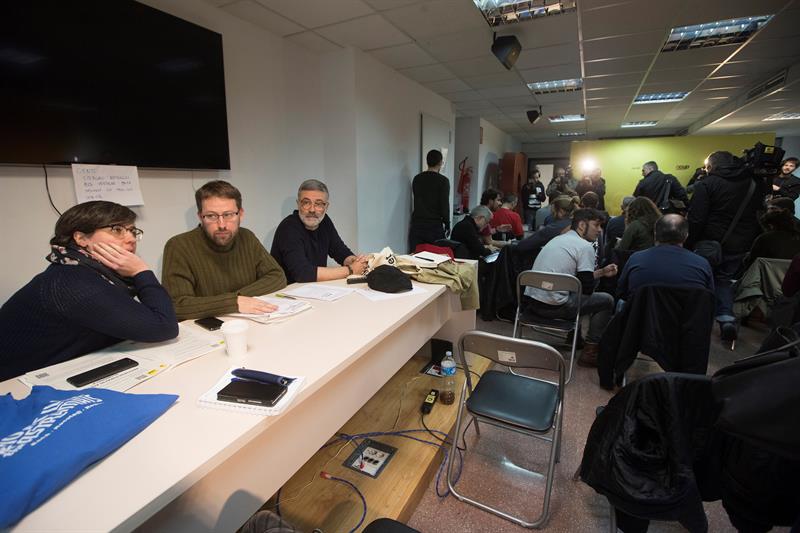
[440,351,457,405]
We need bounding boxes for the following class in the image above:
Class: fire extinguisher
[457,157,472,214]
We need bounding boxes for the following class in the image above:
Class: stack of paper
[229,295,312,324]
[20,325,225,392]
[198,367,305,416]
[281,284,354,302]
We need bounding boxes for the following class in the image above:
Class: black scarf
[46,244,137,296]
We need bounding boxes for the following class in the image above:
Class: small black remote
[346,276,368,284]
[421,389,438,414]
[66,358,139,387]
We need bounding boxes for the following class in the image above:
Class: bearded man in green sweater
[162,180,287,320]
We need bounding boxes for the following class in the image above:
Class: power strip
[343,439,397,478]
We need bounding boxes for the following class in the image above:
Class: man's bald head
[655,214,688,245]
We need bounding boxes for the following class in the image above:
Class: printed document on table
[198,367,305,416]
[282,284,354,302]
[109,323,224,367]
[20,352,169,392]
[229,295,312,324]
[355,285,426,301]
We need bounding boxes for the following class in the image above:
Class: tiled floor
[406,317,789,533]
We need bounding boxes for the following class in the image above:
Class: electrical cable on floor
[319,472,367,533]
[392,375,423,430]
[43,164,62,215]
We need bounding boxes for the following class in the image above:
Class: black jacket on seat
[598,285,715,389]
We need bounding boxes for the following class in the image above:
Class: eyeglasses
[201,211,240,223]
[102,224,144,240]
[299,199,328,210]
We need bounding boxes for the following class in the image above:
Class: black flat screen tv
[0,0,230,169]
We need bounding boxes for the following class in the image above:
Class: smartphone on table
[195,317,224,331]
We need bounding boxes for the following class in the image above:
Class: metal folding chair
[446,331,566,529]
[513,271,582,383]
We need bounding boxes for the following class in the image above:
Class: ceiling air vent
[746,69,787,103]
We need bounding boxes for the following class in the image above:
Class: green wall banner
[569,133,776,215]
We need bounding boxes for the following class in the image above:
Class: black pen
[415,255,434,261]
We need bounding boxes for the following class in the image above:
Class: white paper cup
[221,319,249,357]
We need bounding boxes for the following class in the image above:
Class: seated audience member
[0,201,178,381]
[479,188,511,244]
[163,180,287,320]
[271,179,369,283]
[771,157,800,200]
[617,197,660,252]
[489,194,524,239]
[534,190,560,230]
[617,214,714,301]
[604,196,634,256]
[517,195,579,258]
[524,208,617,366]
[450,205,494,259]
[743,198,800,269]
[580,191,600,209]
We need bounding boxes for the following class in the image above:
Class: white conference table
[1,279,475,532]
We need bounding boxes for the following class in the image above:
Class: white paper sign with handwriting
[72,164,144,206]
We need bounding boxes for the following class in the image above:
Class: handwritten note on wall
[72,164,145,206]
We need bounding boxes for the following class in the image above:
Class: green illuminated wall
[569,133,776,215]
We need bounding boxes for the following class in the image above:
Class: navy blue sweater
[270,211,354,283]
[0,265,178,381]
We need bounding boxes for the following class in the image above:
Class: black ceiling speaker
[527,107,542,124]
[491,34,521,70]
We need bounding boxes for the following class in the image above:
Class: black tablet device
[217,380,287,407]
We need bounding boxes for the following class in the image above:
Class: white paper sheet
[229,296,312,324]
[281,284,354,302]
[20,353,169,392]
[403,251,451,268]
[198,367,305,416]
[72,164,144,206]
[108,324,224,367]
[355,285,426,302]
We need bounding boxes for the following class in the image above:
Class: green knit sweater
[162,226,287,320]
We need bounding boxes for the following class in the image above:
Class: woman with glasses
[0,201,178,381]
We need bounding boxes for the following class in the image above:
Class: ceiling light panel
[763,112,800,121]
[634,92,689,104]
[621,121,659,128]
[527,78,583,94]
[473,0,577,27]
[662,15,773,52]
[548,114,585,122]
[557,131,585,137]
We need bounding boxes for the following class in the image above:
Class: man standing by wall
[687,151,766,341]
[162,180,287,320]
[409,149,449,252]
[771,157,800,200]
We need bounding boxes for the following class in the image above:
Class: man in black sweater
[409,149,450,252]
[450,205,494,259]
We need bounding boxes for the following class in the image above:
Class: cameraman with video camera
[686,145,781,342]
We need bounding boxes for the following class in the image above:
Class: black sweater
[0,265,178,381]
[411,170,450,231]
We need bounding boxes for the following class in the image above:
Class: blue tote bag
[0,386,178,528]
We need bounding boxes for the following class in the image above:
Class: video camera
[741,142,785,177]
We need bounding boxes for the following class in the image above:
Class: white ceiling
[206,0,800,147]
